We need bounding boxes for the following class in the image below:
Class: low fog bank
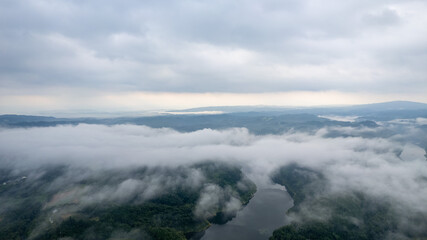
[0,123,426,238]
[1,124,426,201]
[0,160,256,239]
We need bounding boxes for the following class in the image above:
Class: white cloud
[0,124,426,214]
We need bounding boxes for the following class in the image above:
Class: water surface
[201,188,293,240]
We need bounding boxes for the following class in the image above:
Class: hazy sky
[1,0,427,113]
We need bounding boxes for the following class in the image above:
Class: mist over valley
[1,102,427,239]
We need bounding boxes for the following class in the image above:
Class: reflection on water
[201,188,293,240]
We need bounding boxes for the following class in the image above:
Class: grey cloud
[194,184,223,219]
[0,124,426,210]
[45,167,205,208]
[223,196,243,216]
[363,8,400,26]
[0,0,426,94]
[194,184,243,219]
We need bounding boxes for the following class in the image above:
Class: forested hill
[0,162,256,240]
[0,113,377,135]
[270,164,427,240]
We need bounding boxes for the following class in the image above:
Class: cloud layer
[0,124,426,214]
[1,0,427,96]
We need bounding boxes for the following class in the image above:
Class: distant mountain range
[1,101,426,134]
[172,101,427,113]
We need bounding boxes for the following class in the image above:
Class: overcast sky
[1,0,427,113]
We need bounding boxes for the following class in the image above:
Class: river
[201,187,293,240]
